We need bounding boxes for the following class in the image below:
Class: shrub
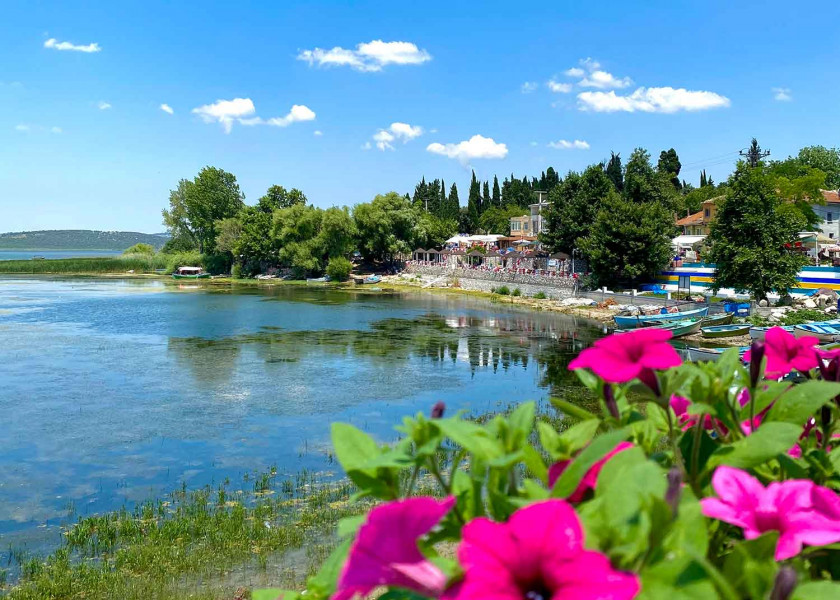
[326,257,353,281]
[164,251,203,274]
[122,243,156,255]
[496,285,510,295]
[257,326,840,600]
[533,291,547,299]
[511,288,521,297]
[231,264,243,279]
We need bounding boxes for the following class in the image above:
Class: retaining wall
[405,264,576,299]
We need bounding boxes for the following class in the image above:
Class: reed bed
[0,252,202,275]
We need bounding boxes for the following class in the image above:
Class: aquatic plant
[257,326,840,599]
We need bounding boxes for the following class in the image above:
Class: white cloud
[313,130,323,136]
[579,70,632,89]
[14,123,62,133]
[548,139,590,150]
[44,38,101,53]
[564,67,584,78]
[50,126,62,134]
[14,124,29,132]
[577,87,730,113]
[297,40,431,72]
[361,141,372,150]
[547,79,572,93]
[160,103,174,114]
[369,122,423,150]
[521,81,538,93]
[773,87,792,102]
[192,98,315,133]
[530,141,539,147]
[97,101,111,110]
[426,134,508,163]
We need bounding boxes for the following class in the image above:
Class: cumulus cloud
[44,38,101,53]
[521,81,538,93]
[564,67,584,77]
[579,70,632,89]
[577,87,730,113]
[297,40,431,72]
[426,134,508,163]
[14,124,29,132]
[97,101,111,110]
[15,123,62,133]
[192,98,315,133]
[313,130,323,136]
[160,103,174,114]
[547,79,572,93]
[773,87,792,102]
[370,122,423,150]
[548,139,590,150]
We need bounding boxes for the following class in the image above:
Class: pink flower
[743,327,820,379]
[670,395,719,432]
[548,442,633,503]
[569,329,681,384]
[700,466,840,560]
[333,496,455,600]
[453,500,639,600]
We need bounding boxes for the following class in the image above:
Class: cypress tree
[413,177,428,210]
[700,170,707,187]
[448,183,460,222]
[606,152,623,192]
[467,171,481,231]
[439,179,447,218]
[545,167,559,191]
[482,181,491,215]
[492,176,501,207]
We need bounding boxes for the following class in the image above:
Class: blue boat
[613,306,709,329]
[749,325,796,341]
[795,323,840,343]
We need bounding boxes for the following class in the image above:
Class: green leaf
[550,428,628,498]
[435,418,502,460]
[722,533,779,600]
[739,381,789,421]
[307,537,352,597]
[337,515,366,538]
[557,418,602,457]
[574,367,602,391]
[521,477,550,500]
[706,422,802,472]
[764,381,840,425]
[793,581,840,599]
[378,590,434,600]
[550,397,598,421]
[331,423,380,475]
[509,401,536,441]
[537,421,561,455]
[252,590,295,600]
[521,443,548,483]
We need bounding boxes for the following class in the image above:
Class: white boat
[613,306,709,329]
[795,323,840,343]
[749,325,796,340]
[687,346,749,362]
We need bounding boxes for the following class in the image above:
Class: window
[831,233,835,239]
[828,212,833,223]
[524,222,529,231]
[704,209,710,218]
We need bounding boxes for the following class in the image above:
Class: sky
[1,0,839,233]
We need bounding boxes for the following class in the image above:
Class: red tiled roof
[675,211,704,226]
[823,190,840,204]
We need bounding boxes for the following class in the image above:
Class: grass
[533,292,547,300]
[0,252,203,275]
[749,308,834,327]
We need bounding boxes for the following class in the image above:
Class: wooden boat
[749,325,795,341]
[687,346,749,362]
[701,313,733,326]
[662,319,703,338]
[613,306,709,329]
[701,324,751,338]
[794,323,840,343]
[354,275,381,284]
[172,266,210,279]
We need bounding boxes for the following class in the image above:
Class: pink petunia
[333,496,455,600]
[670,395,719,432]
[743,327,820,379]
[453,500,639,600]
[569,328,681,384]
[548,442,633,503]
[700,466,840,560]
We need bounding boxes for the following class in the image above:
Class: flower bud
[769,566,797,600]
[430,401,445,419]
[749,340,765,387]
[638,368,661,397]
[665,467,682,516]
[603,384,620,420]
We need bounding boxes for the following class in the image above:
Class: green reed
[0,252,203,275]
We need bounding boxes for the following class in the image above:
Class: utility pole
[739,138,770,167]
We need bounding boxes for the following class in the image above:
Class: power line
[681,150,740,169]
[739,138,770,168]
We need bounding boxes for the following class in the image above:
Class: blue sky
[2,0,839,232]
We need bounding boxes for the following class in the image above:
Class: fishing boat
[748,325,796,341]
[613,306,709,329]
[701,324,751,338]
[354,275,381,285]
[686,346,749,362]
[172,266,210,279]
[662,319,703,338]
[701,313,733,327]
[794,323,840,343]
[306,276,330,283]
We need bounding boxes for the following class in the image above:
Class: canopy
[445,234,471,244]
[671,235,706,249]
[177,266,203,272]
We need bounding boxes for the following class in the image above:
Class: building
[814,190,840,240]
[509,215,531,235]
[529,190,550,235]
[675,197,720,236]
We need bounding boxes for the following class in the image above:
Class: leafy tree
[624,148,680,211]
[797,145,840,190]
[163,167,244,253]
[353,192,418,263]
[236,206,278,274]
[258,185,307,212]
[467,171,481,232]
[123,243,155,255]
[446,183,461,222]
[580,190,674,287]
[544,167,560,192]
[326,257,353,281]
[605,152,623,192]
[707,162,808,301]
[682,184,725,215]
[479,206,528,236]
[414,213,457,248]
[540,164,613,254]
[273,203,324,275]
[214,217,242,255]
[160,234,197,253]
[492,176,501,208]
[318,206,357,259]
[482,181,491,210]
[657,148,682,190]
[161,179,198,248]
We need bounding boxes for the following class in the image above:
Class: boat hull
[701,313,733,326]
[172,273,210,279]
[701,324,751,338]
[794,324,840,343]
[749,325,795,340]
[613,306,709,329]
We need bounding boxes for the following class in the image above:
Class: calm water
[0,277,604,555]
[0,250,122,261]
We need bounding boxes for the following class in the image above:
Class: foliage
[708,162,808,300]
[511,288,521,297]
[414,213,457,249]
[353,192,418,263]
[541,164,613,254]
[0,230,168,251]
[213,217,242,255]
[478,206,527,236]
[656,148,682,190]
[494,285,510,295]
[606,152,623,192]
[326,257,353,281]
[160,234,197,253]
[624,148,680,211]
[122,243,155,255]
[533,291,547,299]
[581,190,674,286]
[794,145,840,190]
[682,184,725,215]
[273,204,326,276]
[258,185,307,212]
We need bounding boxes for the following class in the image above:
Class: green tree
[353,192,419,263]
[163,167,244,253]
[540,164,613,254]
[492,176,501,208]
[797,145,840,190]
[657,148,682,190]
[544,167,560,192]
[482,181,491,211]
[258,185,307,212]
[446,183,461,222]
[624,149,679,210]
[123,243,155,255]
[236,206,277,274]
[467,171,481,232]
[214,217,242,256]
[161,179,198,248]
[326,257,353,281]
[580,189,674,287]
[273,203,324,275]
[707,162,808,300]
[317,206,357,259]
[606,152,623,192]
[479,206,528,236]
[414,213,457,248]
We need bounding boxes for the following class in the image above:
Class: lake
[0,277,604,557]
[0,250,123,261]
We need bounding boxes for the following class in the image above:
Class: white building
[529,191,550,235]
[814,190,840,240]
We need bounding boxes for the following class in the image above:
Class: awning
[671,235,706,248]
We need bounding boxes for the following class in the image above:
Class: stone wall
[405,264,576,299]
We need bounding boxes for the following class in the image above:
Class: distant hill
[0,230,169,251]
